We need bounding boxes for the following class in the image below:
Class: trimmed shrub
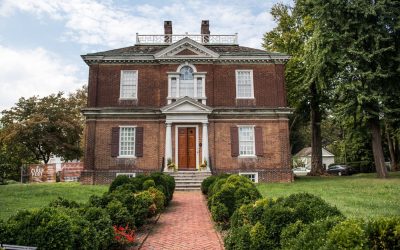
[142,179,156,190]
[277,193,343,223]
[208,175,261,227]
[225,193,343,249]
[49,197,81,209]
[326,219,367,249]
[201,175,218,195]
[211,202,229,224]
[109,175,131,192]
[147,187,166,214]
[81,206,114,250]
[5,207,87,250]
[224,224,252,250]
[364,217,400,249]
[281,217,343,250]
[106,199,134,227]
[133,190,154,226]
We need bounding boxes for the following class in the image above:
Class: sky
[0,0,291,111]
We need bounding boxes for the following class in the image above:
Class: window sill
[117,156,137,159]
[238,155,257,158]
[236,97,255,100]
[119,98,137,100]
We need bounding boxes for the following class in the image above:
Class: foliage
[225,193,342,249]
[133,190,154,226]
[142,179,156,190]
[281,217,343,250]
[364,217,400,249]
[201,175,218,194]
[5,207,88,249]
[147,187,165,214]
[113,225,135,247]
[0,92,84,163]
[207,175,261,227]
[109,175,131,193]
[326,219,367,249]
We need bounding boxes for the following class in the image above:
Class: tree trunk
[368,118,388,178]
[309,82,324,176]
[386,130,398,172]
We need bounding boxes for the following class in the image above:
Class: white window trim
[239,172,259,183]
[116,173,136,178]
[237,125,256,157]
[167,64,207,104]
[118,126,137,158]
[235,70,254,99]
[119,70,138,100]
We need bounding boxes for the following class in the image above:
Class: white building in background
[294,147,335,170]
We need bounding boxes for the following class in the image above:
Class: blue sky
[0,0,291,111]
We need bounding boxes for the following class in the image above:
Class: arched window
[179,66,195,97]
[179,66,194,80]
[167,64,206,104]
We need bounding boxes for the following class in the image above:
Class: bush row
[202,175,400,250]
[0,172,175,250]
[224,193,343,249]
[202,174,261,229]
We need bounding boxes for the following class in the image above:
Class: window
[119,127,135,157]
[179,66,194,97]
[167,64,206,104]
[239,172,259,183]
[236,70,254,98]
[239,126,255,156]
[116,173,136,178]
[120,70,138,99]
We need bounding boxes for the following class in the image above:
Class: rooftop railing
[136,33,238,45]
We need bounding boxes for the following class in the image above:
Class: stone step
[169,173,211,177]
[173,176,208,179]
[175,187,201,191]
[174,179,203,183]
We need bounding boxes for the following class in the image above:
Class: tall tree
[0,92,84,163]
[263,2,329,175]
[306,0,400,178]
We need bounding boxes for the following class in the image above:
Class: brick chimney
[201,20,210,43]
[164,21,172,43]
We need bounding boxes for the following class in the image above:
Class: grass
[257,172,400,218]
[0,182,108,221]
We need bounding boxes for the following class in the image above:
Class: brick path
[140,192,224,250]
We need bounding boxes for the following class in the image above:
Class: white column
[202,122,209,171]
[165,122,172,171]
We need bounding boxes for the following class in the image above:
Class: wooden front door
[178,127,196,170]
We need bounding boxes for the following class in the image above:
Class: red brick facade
[81,32,292,184]
[87,64,287,108]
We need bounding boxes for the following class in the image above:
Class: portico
[161,97,212,171]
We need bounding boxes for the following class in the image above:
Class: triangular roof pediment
[154,37,220,59]
[161,97,213,114]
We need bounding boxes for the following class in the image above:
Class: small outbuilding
[294,147,335,170]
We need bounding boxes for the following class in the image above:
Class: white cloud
[0,0,280,49]
[0,45,84,111]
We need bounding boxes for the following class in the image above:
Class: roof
[85,44,285,57]
[294,147,335,157]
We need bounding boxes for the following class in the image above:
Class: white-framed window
[120,70,138,99]
[239,172,259,183]
[119,127,135,157]
[116,173,136,178]
[238,126,255,156]
[167,64,206,104]
[236,70,254,99]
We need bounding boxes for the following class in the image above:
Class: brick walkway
[140,192,224,250]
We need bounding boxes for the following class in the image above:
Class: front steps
[167,171,212,191]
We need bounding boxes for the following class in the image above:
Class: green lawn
[0,182,108,221]
[257,172,400,218]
